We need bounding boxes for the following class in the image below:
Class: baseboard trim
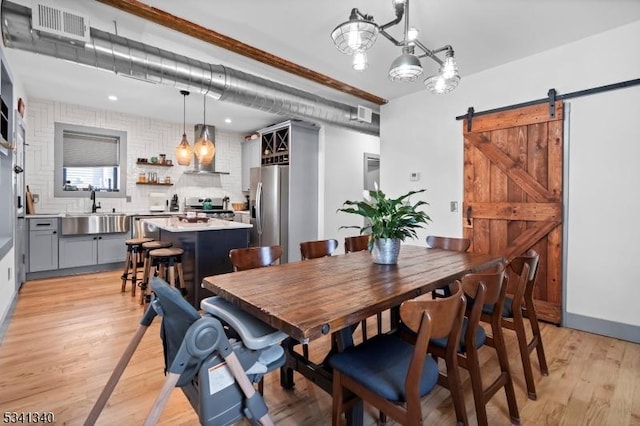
[564,312,640,344]
[0,290,18,345]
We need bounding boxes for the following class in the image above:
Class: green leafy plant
[338,184,431,246]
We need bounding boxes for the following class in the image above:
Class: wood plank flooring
[1,271,639,425]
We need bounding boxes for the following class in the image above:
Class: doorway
[363,152,380,191]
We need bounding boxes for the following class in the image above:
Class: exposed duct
[0,1,380,135]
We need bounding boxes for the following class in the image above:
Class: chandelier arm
[378,28,404,47]
[378,8,404,31]
[414,40,444,66]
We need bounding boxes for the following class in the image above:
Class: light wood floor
[1,271,639,425]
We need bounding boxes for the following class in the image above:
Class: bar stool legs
[140,241,173,305]
[121,238,152,297]
[148,248,186,296]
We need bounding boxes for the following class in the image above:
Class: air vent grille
[357,105,373,123]
[32,3,89,42]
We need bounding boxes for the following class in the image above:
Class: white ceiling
[4,0,640,134]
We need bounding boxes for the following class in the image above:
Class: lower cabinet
[59,233,128,269]
[29,229,59,272]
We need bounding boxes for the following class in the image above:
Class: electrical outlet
[450,201,458,212]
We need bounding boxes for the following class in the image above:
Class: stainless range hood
[183,125,228,175]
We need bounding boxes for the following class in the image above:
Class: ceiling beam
[95,0,387,105]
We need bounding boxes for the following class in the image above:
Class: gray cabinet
[241,138,261,191]
[59,233,128,268]
[58,235,98,269]
[29,218,59,272]
[97,233,128,264]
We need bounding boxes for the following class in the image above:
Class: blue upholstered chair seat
[465,295,514,318]
[328,334,439,403]
[429,316,486,353]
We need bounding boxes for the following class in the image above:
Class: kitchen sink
[60,214,130,235]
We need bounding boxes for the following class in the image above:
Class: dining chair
[299,238,339,260]
[480,249,548,400]
[329,282,469,426]
[426,235,471,252]
[344,234,370,253]
[426,235,471,298]
[428,263,520,426]
[229,245,283,271]
[228,245,283,394]
[344,235,382,342]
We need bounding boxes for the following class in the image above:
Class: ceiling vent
[32,2,90,43]
[357,105,373,123]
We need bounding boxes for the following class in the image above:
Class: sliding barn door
[463,102,563,324]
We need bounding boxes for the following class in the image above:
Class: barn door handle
[466,206,472,226]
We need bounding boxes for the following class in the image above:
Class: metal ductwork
[0,1,380,135]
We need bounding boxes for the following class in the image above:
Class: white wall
[381,20,640,331]
[565,88,640,326]
[320,126,379,253]
[25,98,246,214]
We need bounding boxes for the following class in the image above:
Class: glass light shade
[407,27,419,42]
[175,133,193,166]
[441,55,459,79]
[194,128,215,166]
[352,51,368,71]
[424,72,460,94]
[331,19,378,54]
[388,52,423,82]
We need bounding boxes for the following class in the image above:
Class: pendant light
[175,90,193,166]
[193,94,215,166]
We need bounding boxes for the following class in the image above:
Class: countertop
[26,211,183,219]
[142,217,252,232]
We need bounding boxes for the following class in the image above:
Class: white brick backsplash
[25,98,245,214]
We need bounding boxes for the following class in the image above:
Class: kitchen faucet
[90,189,101,213]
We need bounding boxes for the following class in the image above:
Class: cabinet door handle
[98,236,102,239]
[52,231,57,234]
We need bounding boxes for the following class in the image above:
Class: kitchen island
[142,217,252,307]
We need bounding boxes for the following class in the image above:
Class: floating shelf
[136,182,173,186]
[136,161,173,167]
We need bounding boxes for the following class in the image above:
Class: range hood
[183,125,228,175]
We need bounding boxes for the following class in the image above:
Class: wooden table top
[202,245,503,342]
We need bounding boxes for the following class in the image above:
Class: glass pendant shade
[425,54,460,94]
[194,127,215,166]
[424,72,460,94]
[175,133,193,166]
[352,51,368,71]
[331,15,378,54]
[388,52,423,82]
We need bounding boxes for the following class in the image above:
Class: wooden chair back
[229,245,283,271]
[401,281,466,340]
[299,239,339,260]
[426,235,471,252]
[508,249,539,295]
[344,235,369,253]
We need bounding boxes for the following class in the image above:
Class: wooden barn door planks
[463,102,563,324]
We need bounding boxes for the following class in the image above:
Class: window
[54,123,127,198]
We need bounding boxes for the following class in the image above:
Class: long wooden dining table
[202,244,503,425]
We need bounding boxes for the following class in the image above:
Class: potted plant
[338,184,431,264]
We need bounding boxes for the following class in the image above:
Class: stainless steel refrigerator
[249,165,317,263]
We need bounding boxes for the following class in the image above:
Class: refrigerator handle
[256,181,263,236]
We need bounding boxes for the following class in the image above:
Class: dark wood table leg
[279,337,296,389]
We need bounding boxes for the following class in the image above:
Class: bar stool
[139,240,173,305]
[149,247,186,295]
[121,237,153,297]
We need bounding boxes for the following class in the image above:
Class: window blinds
[63,131,119,167]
